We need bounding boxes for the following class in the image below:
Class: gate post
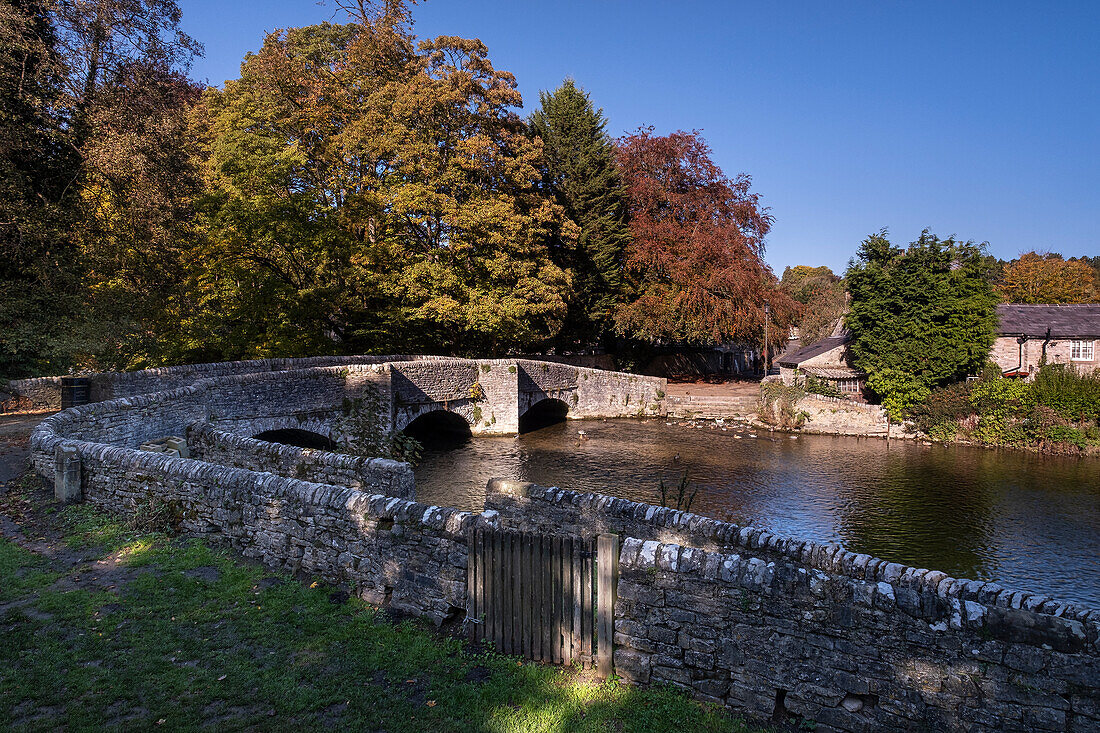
[54,445,82,503]
[596,532,619,679]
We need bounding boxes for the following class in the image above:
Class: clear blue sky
[181,1,1099,275]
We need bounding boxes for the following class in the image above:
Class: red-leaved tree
[615,127,795,345]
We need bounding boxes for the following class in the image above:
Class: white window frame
[1070,340,1095,361]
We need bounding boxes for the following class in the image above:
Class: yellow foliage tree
[998,252,1097,304]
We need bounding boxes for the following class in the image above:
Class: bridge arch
[253,428,336,450]
[519,397,570,433]
[402,409,473,449]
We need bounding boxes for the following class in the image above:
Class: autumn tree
[530,79,630,347]
[190,10,572,358]
[997,251,1098,304]
[845,230,999,404]
[75,63,203,368]
[780,265,846,344]
[49,0,201,141]
[614,128,794,346]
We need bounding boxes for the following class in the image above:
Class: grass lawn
[0,476,771,732]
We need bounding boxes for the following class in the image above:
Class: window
[1070,340,1095,361]
[834,378,861,394]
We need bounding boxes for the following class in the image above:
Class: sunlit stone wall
[486,479,1099,733]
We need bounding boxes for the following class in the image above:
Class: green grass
[0,498,767,732]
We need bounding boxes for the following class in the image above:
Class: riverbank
[0,472,766,732]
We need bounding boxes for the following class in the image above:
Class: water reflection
[414,418,1100,609]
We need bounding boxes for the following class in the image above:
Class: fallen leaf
[426,701,436,707]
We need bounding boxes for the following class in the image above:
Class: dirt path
[0,413,47,485]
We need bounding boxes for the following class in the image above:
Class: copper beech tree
[614,128,794,345]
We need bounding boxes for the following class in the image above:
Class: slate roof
[996,304,1100,339]
[801,366,862,379]
[777,334,850,368]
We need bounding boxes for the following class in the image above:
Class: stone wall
[186,421,414,500]
[486,480,1100,732]
[3,354,446,412]
[3,376,63,410]
[795,394,888,437]
[46,441,476,623]
[568,364,665,420]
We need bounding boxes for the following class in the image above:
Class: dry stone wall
[43,440,477,623]
[186,421,414,500]
[486,480,1100,732]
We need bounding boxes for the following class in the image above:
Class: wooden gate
[466,527,619,677]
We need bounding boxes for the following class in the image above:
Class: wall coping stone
[485,478,1100,633]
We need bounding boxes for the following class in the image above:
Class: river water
[413,418,1100,609]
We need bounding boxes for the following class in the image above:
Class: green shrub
[969,376,1034,419]
[866,368,930,422]
[1030,364,1100,422]
[911,381,973,433]
[803,373,843,399]
[1044,425,1087,450]
[927,422,958,442]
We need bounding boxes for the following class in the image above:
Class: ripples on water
[414,418,1100,609]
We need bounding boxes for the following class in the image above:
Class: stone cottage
[780,304,1100,396]
[991,303,1100,376]
[776,321,866,398]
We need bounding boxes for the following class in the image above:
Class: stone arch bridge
[20,357,666,454]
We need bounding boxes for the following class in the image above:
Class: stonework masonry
[486,480,1100,732]
[186,421,414,500]
[793,394,888,437]
[21,356,1099,731]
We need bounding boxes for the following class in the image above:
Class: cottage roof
[801,366,863,379]
[777,333,850,368]
[996,304,1100,339]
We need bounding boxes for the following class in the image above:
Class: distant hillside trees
[780,265,845,344]
[845,230,999,418]
[997,252,1098,304]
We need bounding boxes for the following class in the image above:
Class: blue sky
[181,1,1099,275]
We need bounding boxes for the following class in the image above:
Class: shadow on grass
[0,498,771,732]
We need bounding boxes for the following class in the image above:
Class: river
[413,418,1100,609]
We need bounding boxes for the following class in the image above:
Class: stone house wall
[991,336,1100,376]
[485,480,1099,732]
[186,421,414,500]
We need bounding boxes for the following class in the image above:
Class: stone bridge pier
[387,359,664,438]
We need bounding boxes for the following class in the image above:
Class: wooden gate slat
[478,527,487,643]
[504,531,514,654]
[489,529,499,650]
[467,526,477,643]
[542,534,553,662]
[584,537,594,667]
[555,535,565,664]
[576,534,585,660]
[597,533,618,678]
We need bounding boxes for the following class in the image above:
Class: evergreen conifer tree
[530,79,630,347]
